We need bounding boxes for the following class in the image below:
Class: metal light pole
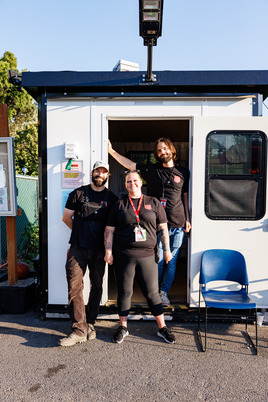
[139,0,164,82]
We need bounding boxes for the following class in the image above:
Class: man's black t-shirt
[65,185,118,250]
[106,194,167,257]
[137,163,189,228]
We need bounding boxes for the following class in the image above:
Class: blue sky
[1,0,268,73]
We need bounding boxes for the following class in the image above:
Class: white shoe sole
[157,332,175,344]
[113,330,129,344]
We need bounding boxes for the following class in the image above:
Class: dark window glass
[126,151,156,165]
[206,131,266,220]
[126,151,157,189]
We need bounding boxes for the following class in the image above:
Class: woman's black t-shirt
[106,194,167,257]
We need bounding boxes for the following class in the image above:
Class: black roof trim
[21,70,268,100]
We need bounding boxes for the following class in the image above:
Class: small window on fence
[205,131,266,220]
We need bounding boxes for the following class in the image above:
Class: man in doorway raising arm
[60,161,118,347]
[108,139,191,307]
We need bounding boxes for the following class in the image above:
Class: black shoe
[113,325,129,344]
[157,326,175,344]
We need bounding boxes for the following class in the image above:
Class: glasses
[125,169,141,175]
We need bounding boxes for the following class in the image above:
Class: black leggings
[113,252,163,317]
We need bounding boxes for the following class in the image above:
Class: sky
[1,0,268,73]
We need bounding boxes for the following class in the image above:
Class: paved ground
[0,311,267,401]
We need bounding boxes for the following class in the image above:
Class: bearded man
[60,161,118,346]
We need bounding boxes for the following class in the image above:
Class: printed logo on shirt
[144,204,152,210]
[173,175,181,183]
[101,201,108,207]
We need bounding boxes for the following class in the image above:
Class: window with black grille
[205,131,266,220]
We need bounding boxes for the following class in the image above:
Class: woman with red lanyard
[104,170,175,344]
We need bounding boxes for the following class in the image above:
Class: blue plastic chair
[197,249,257,354]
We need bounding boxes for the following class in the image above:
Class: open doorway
[108,119,190,306]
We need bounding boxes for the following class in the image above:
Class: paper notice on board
[0,165,6,188]
[61,161,83,189]
[0,187,8,211]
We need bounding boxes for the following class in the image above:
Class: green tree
[14,124,38,176]
[0,51,38,175]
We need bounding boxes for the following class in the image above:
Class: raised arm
[108,140,136,171]
[104,225,115,265]
[158,222,172,263]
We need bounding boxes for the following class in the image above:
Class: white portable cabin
[22,70,268,317]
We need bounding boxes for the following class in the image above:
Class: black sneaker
[157,326,175,344]
[113,326,129,344]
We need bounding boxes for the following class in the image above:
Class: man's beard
[92,176,108,187]
[156,153,173,164]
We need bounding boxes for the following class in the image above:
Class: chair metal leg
[196,287,206,352]
[255,309,258,352]
[198,307,257,354]
[245,308,258,355]
[196,308,207,352]
[204,305,207,351]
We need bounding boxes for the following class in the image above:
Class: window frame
[205,130,267,220]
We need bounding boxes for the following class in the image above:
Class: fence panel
[0,175,38,262]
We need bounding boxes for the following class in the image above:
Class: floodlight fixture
[139,0,163,46]
[139,0,164,81]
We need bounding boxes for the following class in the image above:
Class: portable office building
[21,70,268,316]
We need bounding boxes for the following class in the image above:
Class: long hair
[153,138,178,162]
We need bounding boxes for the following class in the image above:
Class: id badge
[134,226,147,242]
[160,198,167,208]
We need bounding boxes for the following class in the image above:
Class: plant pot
[0,277,35,313]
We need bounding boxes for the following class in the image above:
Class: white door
[190,116,268,308]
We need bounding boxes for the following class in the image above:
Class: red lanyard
[128,194,143,224]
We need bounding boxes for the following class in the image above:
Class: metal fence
[0,175,38,263]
